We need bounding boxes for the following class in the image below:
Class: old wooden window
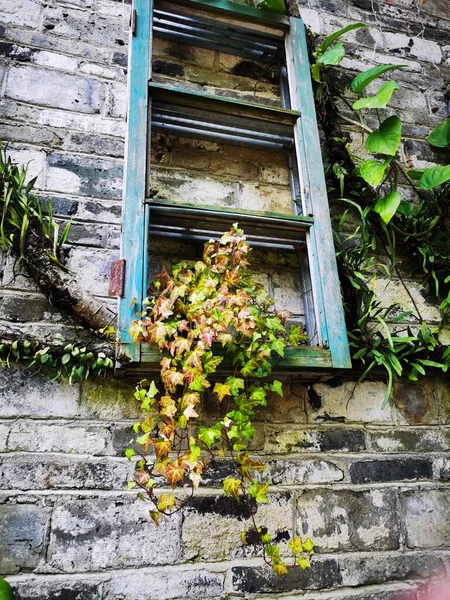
[114,0,351,374]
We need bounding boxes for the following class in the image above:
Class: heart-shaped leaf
[427,119,450,148]
[317,42,345,65]
[407,168,425,180]
[419,165,450,190]
[350,64,406,94]
[359,158,391,187]
[352,81,400,110]
[373,190,401,224]
[366,116,402,156]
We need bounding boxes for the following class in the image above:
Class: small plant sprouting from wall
[126,224,314,574]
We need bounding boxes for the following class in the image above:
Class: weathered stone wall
[1,0,450,599]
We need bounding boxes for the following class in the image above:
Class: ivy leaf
[272,560,288,575]
[228,377,245,395]
[198,426,221,449]
[270,380,283,397]
[366,116,402,156]
[149,510,161,525]
[223,476,242,500]
[352,80,400,110]
[302,537,315,554]
[250,387,266,402]
[418,165,450,190]
[270,338,285,357]
[316,42,345,65]
[350,64,406,94]
[247,481,269,504]
[288,325,308,345]
[288,536,303,554]
[157,492,176,512]
[165,460,185,486]
[427,118,450,148]
[359,158,391,187]
[125,448,135,461]
[214,382,231,401]
[296,556,311,570]
[373,190,402,224]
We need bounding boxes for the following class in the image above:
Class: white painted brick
[104,82,128,119]
[0,0,42,28]
[5,421,112,455]
[32,51,79,73]
[6,146,46,189]
[5,66,102,114]
[310,381,395,424]
[78,62,124,80]
[0,366,81,419]
[47,496,181,570]
[299,8,321,34]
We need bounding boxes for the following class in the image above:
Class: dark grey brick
[349,459,433,484]
[231,558,342,593]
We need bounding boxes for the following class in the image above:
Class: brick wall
[1,0,450,599]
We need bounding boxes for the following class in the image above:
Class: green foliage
[427,118,450,148]
[128,225,309,574]
[0,578,15,600]
[252,0,286,13]
[0,145,70,267]
[350,64,406,94]
[0,338,114,382]
[317,26,450,402]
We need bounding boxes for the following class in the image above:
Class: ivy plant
[127,225,314,574]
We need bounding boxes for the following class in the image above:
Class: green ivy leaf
[366,116,402,156]
[270,338,285,357]
[198,426,221,449]
[373,190,402,224]
[270,380,283,397]
[125,448,135,461]
[316,42,345,65]
[359,158,391,187]
[427,118,450,148]
[418,165,450,190]
[296,556,311,570]
[352,81,400,110]
[350,64,406,94]
[247,481,269,504]
[223,476,241,500]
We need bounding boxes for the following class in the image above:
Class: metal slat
[153,102,294,137]
[149,82,299,125]
[154,9,283,51]
[156,0,290,30]
[147,203,308,250]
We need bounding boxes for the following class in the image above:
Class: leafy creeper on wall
[126,225,314,575]
[310,23,450,405]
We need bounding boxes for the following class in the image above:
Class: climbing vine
[127,225,314,574]
[310,24,450,404]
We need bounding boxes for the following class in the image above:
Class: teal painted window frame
[117,0,351,372]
